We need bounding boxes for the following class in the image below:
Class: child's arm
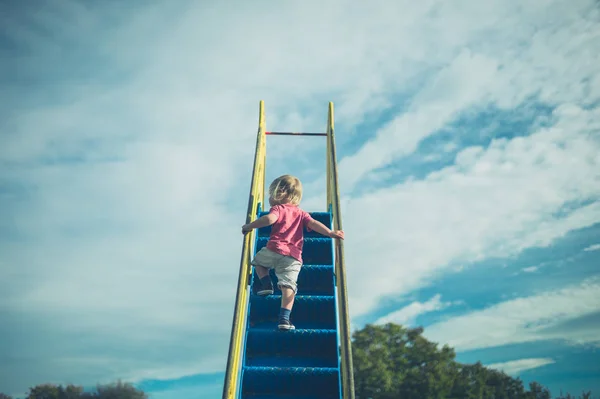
[242,214,278,234]
[306,219,344,240]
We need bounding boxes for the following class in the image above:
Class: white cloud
[423,277,600,351]
[374,294,454,326]
[332,0,600,319]
[486,358,556,376]
[583,243,600,252]
[343,103,600,317]
[339,49,500,191]
[522,266,539,273]
[338,0,600,193]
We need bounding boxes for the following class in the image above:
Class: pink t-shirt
[266,204,314,262]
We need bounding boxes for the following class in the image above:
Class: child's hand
[242,224,252,234]
[329,230,344,240]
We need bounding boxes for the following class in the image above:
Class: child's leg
[275,257,302,330]
[254,265,274,295]
[278,286,296,329]
[254,265,269,279]
[250,248,275,296]
[280,286,295,310]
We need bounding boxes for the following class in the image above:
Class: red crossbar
[265,132,327,136]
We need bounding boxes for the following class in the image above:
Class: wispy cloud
[486,358,556,376]
[522,267,539,273]
[339,49,500,191]
[583,244,600,252]
[334,0,600,317]
[374,294,455,326]
[344,103,600,317]
[423,278,600,351]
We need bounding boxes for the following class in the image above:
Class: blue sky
[1,0,599,398]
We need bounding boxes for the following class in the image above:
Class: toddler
[242,174,344,330]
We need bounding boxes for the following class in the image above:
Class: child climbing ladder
[242,174,344,330]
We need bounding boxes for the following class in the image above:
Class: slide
[222,102,355,399]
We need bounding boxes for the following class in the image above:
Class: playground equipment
[222,101,355,399]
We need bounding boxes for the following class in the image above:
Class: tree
[352,323,457,399]
[352,323,401,399]
[24,383,84,399]
[449,362,496,399]
[26,383,60,399]
[22,382,147,399]
[349,322,589,399]
[0,393,14,399]
[528,381,552,399]
[555,391,596,399]
[93,380,147,399]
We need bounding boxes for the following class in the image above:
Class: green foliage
[529,381,552,399]
[353,324,457,399]
[0,393,14,399]
[555,391,594,399]
[25,383,60,399]
[17,381,145,399]
[351,322,595,399]
[91,381,147,399]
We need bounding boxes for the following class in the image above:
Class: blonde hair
[269,175,303,205]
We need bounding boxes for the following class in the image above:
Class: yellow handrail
[326,102,356,399]
[222,101,266,399]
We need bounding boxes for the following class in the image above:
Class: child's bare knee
[278,283,297,294]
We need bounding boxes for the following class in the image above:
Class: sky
[1,0,599,398]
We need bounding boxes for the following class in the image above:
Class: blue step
[245,328,338,367]
[248,295,336,330]
[241,366,340,398]
[241,211,341,399]
[243,397,338,399]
